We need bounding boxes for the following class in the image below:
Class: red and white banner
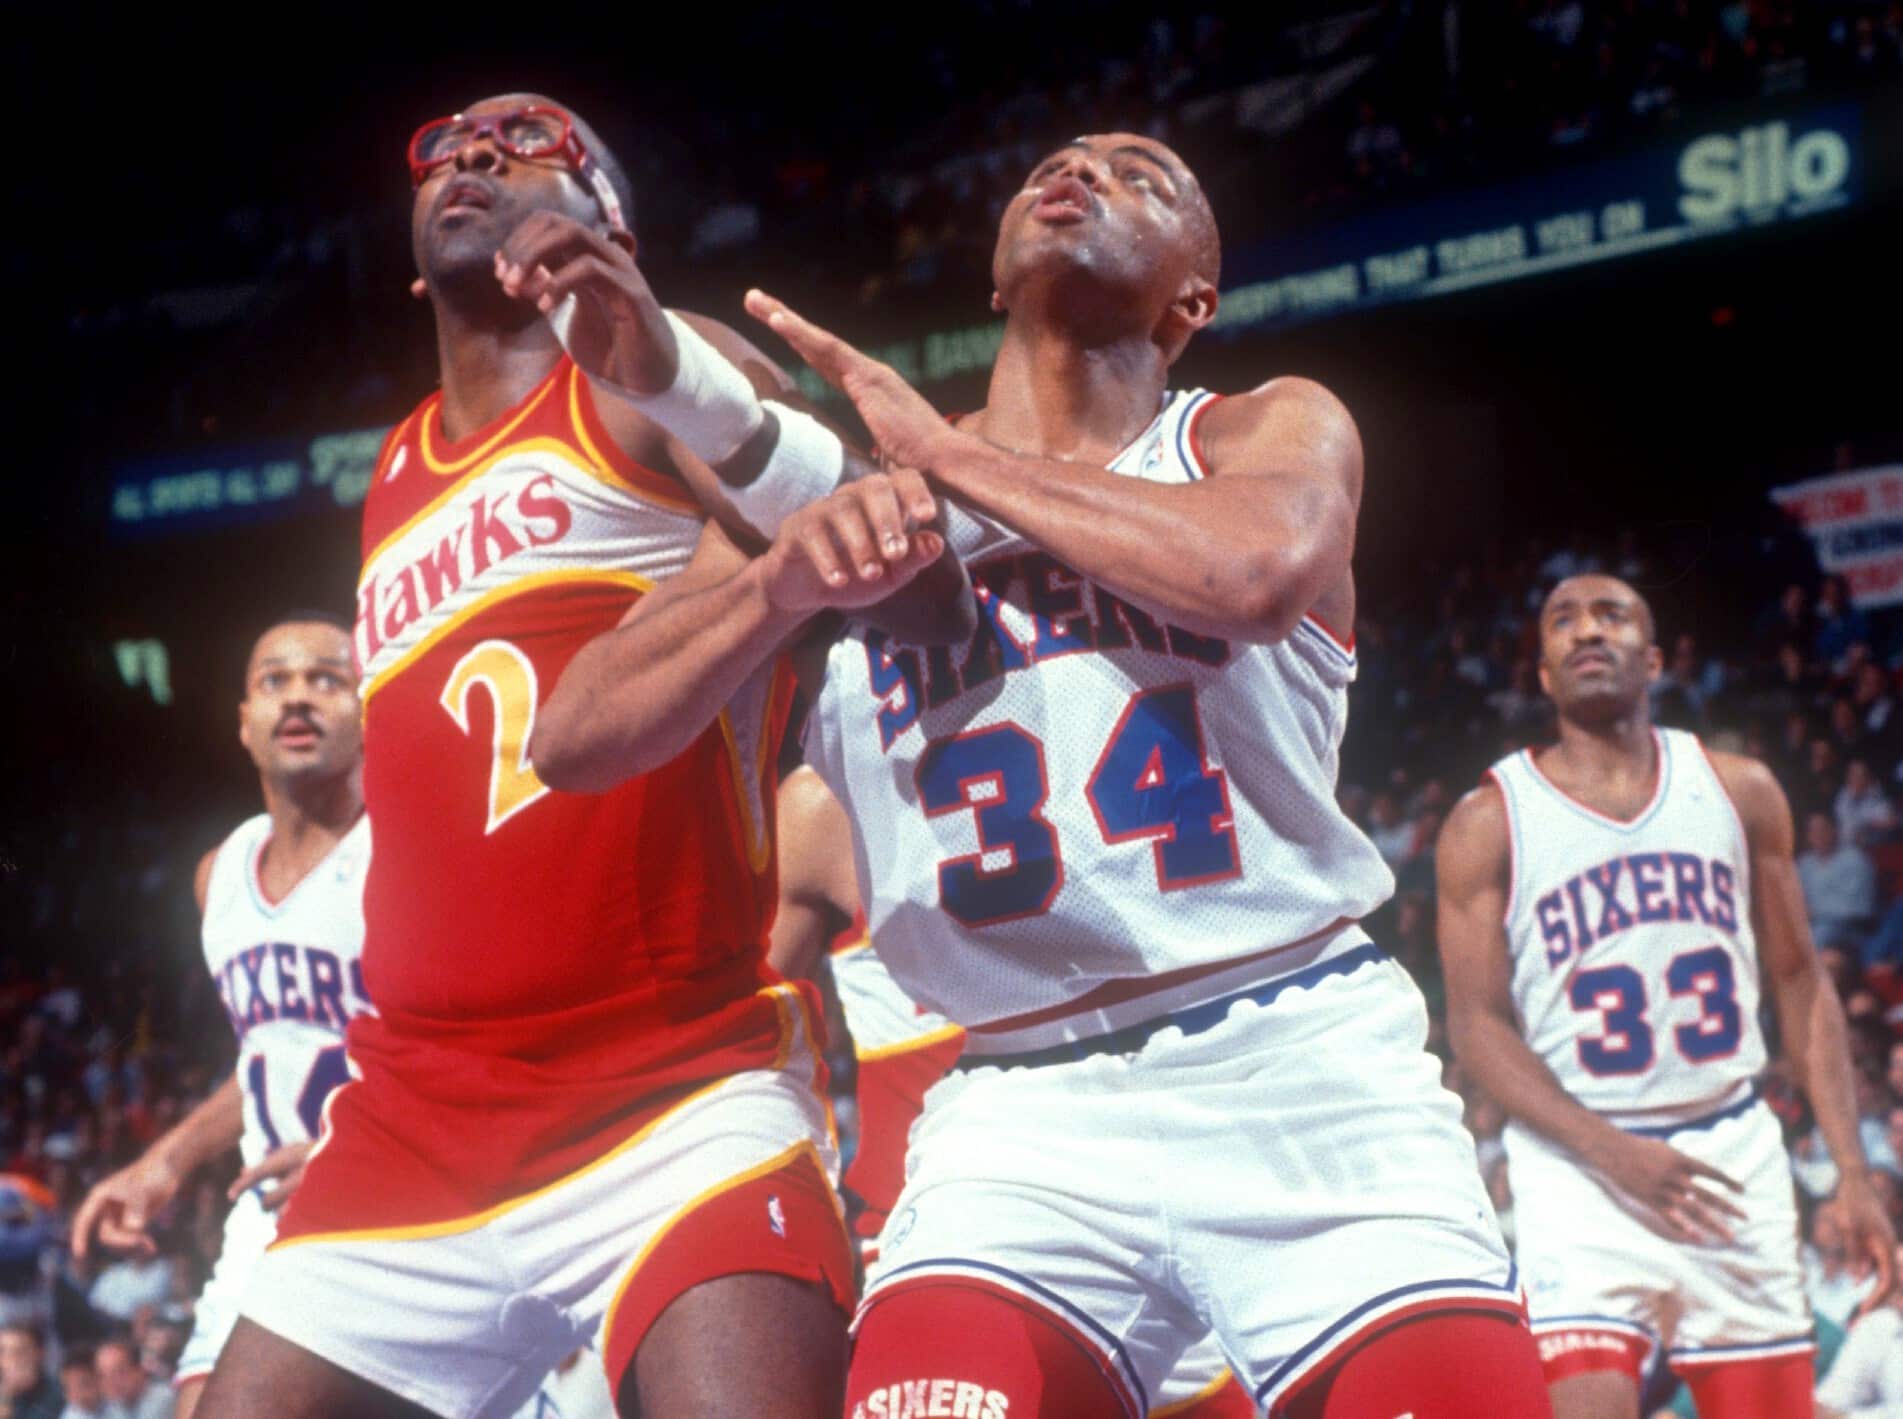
[1771,465,1903,608]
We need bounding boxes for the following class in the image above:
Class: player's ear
[237,699,254,754]
[990,290,1005,313]
[410,277,429,300]
[1645,643,1665,683]
[1170,276,1219,335]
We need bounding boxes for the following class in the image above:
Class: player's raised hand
[71,1153,185,1261]
[1835,1173,1899,1315]
[494,213,678,394]
[1596,1133,1746,1245]
[745,289,963,473]
[759,472,943,615]
[228,1140,313,1213]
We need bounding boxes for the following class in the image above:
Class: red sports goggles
[407,106,626,232]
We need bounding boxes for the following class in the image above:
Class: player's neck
[1546,711,1656,787]
[976,317,1169,462]
[432,305,564,442]
[259,770,364,871]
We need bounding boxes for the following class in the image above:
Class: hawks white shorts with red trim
[861,951,1520,1418]
[239,1004,853,1419]
[1506,1089,1812,1378]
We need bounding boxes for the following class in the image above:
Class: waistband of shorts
[1603,1081,1760,1138]
[954,940,1388,1073]
[959,920,1374,1057]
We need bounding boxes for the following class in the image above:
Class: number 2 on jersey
[440,640,551,834]
[915,684,1240,926]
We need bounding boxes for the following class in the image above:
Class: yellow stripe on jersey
[264,988,808,1253]
[855,1022,966,1063]
[360,436,605,577]
[564,365,701,516]
[416,374,563,474]
[359,567,652,707]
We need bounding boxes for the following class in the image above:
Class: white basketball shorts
[1506,1087,1812,1376]
[863,948,1522,1417]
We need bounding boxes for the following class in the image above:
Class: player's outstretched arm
[768,767,861,983]
[1436,784,1746,1244]
[1710,750,1898,1310]
[747,290,1357,644]
[531,474,944,793]
[72,1073,243,1261]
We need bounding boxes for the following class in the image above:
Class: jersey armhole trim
[1693,737,1754,886]
[1179,390,1223,479]
[1487,769,1522,928]
[566,363,702,514]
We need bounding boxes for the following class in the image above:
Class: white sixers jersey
[201,814,374,1168]
[1489,728,1765,1117]
[806,389,1394,1035]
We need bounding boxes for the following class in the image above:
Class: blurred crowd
[11,480,1903,1409]
[56,2,1903,458]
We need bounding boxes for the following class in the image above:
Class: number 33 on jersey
[1488,728,1766,1115]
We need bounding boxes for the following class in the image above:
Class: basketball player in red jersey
[194,94,954,1419]
[772,767,1257,1419]
[538,133,1553,1417]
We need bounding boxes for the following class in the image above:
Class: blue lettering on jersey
[863,551,1231,751]
[218,943,371,1045]
[1537,851,1735,969]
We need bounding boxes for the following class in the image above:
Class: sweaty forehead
[1543,577,1652,630]
[249,624,353,674]
[1055,133,1195,185]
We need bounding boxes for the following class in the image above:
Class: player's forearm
[1452,1008,1633,1172]
[532,564,804,793]
[150,1075,243,1176]
[928,440,1328,642]
[1774,959,1871,1181]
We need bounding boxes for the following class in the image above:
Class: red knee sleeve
[1677,1353,1814,1419]
[1284,1311,1552,1419]
[848,1282,1135,1419]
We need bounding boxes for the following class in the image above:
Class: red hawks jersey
[338,357,797,1217]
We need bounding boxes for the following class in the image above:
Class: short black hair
[260,608,352,639]
[244,610,353,689]
[59,1342,97,1372]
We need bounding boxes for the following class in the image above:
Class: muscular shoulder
[1437,781,1513,891]
[1198,376,1362,499]
[1702,748,1793,848]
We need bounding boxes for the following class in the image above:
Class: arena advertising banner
[1208,98,1862,336]
[112,97,1864,537]
[109,427,384,538]
[1771,465,1903,609]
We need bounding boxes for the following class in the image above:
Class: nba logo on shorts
[886,1205,916,1252]
[768,1195,787,1238]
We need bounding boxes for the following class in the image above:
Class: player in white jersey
[72,614,368,1419]
[1436,574,1897,1419]
[535,132,1550,1417]
[771,766,1259,1419]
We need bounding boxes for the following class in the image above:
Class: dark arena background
[5,5,1903,1416]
